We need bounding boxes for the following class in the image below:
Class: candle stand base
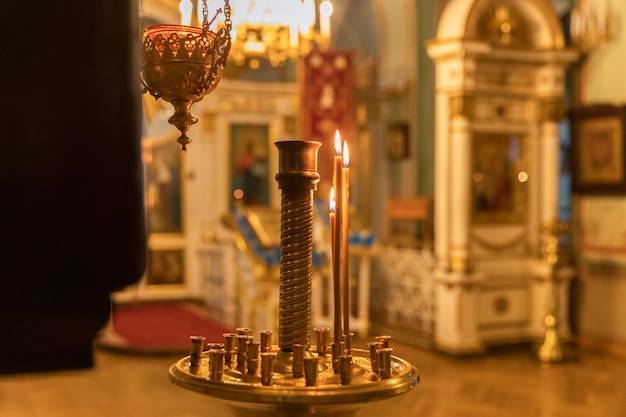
[169,346,419,417]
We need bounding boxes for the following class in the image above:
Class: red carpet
[98,301,231,354]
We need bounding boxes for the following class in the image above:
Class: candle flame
[343,141,349,167]
[329,187,336,213]
[334,130,342,156]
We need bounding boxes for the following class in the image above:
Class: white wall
[582,0,626,103]
[576,0,626,345]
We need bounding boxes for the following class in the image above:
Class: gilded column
[447,95,474,272]
[434,93,450,270]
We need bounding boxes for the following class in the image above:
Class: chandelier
[141,0,232,151]
[200,0,333,68]
[570,0,613,54]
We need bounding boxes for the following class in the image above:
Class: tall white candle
[332,130,343,343]
[341,140,350,337]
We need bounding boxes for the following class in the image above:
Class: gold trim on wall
[449,95,475,118]
[470,230,527,251]
[539,98,566,122]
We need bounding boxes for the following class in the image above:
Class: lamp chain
[202,0,231,32]
[224,0,232,32]
[202,0,209,30]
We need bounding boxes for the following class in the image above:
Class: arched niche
[438,0,565,49]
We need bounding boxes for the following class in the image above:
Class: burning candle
[329,188,342,345]
[341,140,350,339]
[333,131,343,220]
[332,130,343,343]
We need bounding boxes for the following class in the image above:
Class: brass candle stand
[537,221,569,364]
[168,140,420,416]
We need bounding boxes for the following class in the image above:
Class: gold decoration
[471,0,533,48]
[226,0,333,68]
[449,254,473,273]
[539,98,566,123]
[449,95,475,118]
[570,0,614,54]
[537,221,569,364]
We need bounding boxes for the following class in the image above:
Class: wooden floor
[1,339,625,417]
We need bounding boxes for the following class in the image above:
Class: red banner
[298,49,356,195]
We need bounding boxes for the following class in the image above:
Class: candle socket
[314,327,329,356]
[208,349,225,381]
[375,335,392,349]
[207,342,225,351]
[343,332,354,354]
[260,330,273,353]
[304,356,319,387]
[223,333,238,364]
[331,341,344,374]
[292,344,305,378]
[189,335,206,368]
[260,352,276,386]
[247,359,259,374]
[377,348,393,380]
[236,335,249,371]
[237,327,253,336]
[246,341,261,374]
[367,341,382,376]
[340,355,353,385]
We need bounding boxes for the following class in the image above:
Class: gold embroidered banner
[298,49,356,194]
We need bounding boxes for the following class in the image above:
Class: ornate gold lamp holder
[141,0,232,151]
[168,141,420,416]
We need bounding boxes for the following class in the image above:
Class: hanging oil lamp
[141,0,232,152]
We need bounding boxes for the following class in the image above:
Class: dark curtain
[0,0,146,373]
